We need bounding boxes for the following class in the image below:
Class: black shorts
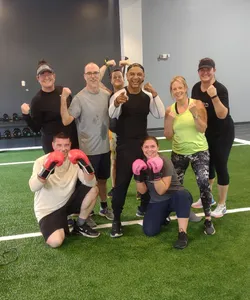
[88,151,111,180]
[39,184,92,241]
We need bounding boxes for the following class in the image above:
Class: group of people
[21,57,234,249]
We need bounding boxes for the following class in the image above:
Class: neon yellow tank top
[171,98,208,155]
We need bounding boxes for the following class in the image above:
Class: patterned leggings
[171,150,212,217]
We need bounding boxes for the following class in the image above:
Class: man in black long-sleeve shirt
[108,63,165,237]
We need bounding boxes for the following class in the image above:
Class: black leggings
[207,127,235,185]
[112,139,150,221]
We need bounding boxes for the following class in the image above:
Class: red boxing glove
[132,159,147,182]
[68,149,94,174]
[38,151,64,180]
[147,156,163,180]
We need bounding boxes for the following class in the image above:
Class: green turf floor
[0,144,250,300]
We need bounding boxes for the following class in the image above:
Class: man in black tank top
[108,63,165,237]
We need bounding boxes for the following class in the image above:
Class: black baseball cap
[198,58,215,71]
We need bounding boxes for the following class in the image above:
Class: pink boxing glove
[147,156,163,180]
[132,159,147,182]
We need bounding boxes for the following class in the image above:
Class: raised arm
[143,83,165,119]
[100,59,116,80]
[188,100,207,133]
[109,88,128,119]
[164,106,175,140]
[60,87,75,126]
[207,84,229,119]
[21,101,42,133]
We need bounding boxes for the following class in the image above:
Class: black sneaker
[73,222,100,238]
[204,219,216,235]
[174,231,188,249]
[107,188,114,198]
[163,216,171,226]
[110,221,123,238]
[136,208,145,217]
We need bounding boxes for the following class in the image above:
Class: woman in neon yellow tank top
[164,76,215,235]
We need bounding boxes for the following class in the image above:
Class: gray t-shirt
[69,88,110,155]
[145,155,184,203]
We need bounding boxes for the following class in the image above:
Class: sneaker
[67,218,75,233]
[110,221,123,238]
[173,231,188,249]
[189,210,202,222]
[192,197,216,209]
[86,216,97,228]
[136,208,145,217]
[73,222,100,238]
[163,216,171,226]
[211,204,227,218]
[204,219,216,235]
[107,188,114,198]
[99,207,114,220]
[136,191,141,200]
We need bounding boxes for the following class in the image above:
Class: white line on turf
[0,137,249,166]
[0,161,35,166]
[0,137,248,154]
[1,207,250,242]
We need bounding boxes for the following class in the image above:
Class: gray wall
[141,0,250,128]
[0,0,121,116]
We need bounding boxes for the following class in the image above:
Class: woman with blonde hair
[164,76,215,235]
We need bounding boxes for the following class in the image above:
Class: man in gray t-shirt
[60,62,113,221]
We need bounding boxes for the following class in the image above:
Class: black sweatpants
[207,125,235,185]
[112,139,150,221]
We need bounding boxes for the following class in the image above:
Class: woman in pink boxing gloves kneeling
[132,136,193,249]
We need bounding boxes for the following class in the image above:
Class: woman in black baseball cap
[191,58,234,218]
[21,60,78,153]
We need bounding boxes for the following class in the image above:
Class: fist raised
[132,159,147,175]
[21,103,30,115]
[144,83,157,97]
[147,156,163,173]
[61,87,72,98]
[207,85,217,98]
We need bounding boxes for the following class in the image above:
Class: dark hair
[38,59,48,67]
[53,132,71,142]
[127,63,145,73]
[110,68,123,78]
[141,136,159,147]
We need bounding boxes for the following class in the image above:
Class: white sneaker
[211,204,227,218]
[192,198,216,209]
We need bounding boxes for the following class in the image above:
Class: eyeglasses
[85,71,100,76]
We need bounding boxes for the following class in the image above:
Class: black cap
[198,58,215,71]
[36,64,54,76]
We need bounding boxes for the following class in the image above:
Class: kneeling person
[132,136,192,249]
[29,132,100,248]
